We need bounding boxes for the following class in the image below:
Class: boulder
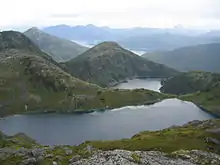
[20,157,36,165]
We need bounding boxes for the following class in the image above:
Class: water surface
[114,78,162,92]
[0,99,214,145]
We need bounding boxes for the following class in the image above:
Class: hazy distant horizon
[0,23,216,33]
[0,0,220,31]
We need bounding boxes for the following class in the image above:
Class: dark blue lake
[0,99,215,145]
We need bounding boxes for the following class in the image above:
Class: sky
[0,0,220,30]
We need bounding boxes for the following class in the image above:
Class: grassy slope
[160,71,220,95]
[88,119,220,153]
[181,85,220,116]
[143,43,220,72]
[65,42,178,87]
[24,27,88,62]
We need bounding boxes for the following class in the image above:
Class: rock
[69,155,81,163]
[206,128,220,134]
[0,147,15,159]
[30,148,45,157]
[52,161,58,165]
[55,155,63,161]
[183,120,202,127]
[72,150,195,165]
[17,147,29,156]
[37,155,44,162]
[45,154,53,158]
[171,150,220,165]
[65,149,73,155]
[206,137,220,145]
[20,157,36,165]
[86,145,93,153]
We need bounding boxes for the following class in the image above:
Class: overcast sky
[0,0,220,30]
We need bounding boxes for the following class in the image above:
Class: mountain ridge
[143,42,220,72]
[65,41,178,87]
[24,27,88,62]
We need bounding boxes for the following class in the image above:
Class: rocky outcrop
[72,149,220,165]
[1,147,220,165]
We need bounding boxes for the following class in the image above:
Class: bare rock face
[71,149,220,165]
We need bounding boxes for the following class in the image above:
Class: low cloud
[0,0,219,30]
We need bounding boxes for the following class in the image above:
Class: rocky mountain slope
[0,31,170,117]
[65,42,178,87]
[24,27,88,62]
[1,119,220,165]
[143,43,220,72]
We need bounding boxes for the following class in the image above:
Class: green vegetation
[161,71,220,95]
[65,41,178,87]
[143,43,220,72]
[181,84,220,116]
[131,152,141,163]
[160,71,220,116]
[0,31,172,117]
[87,119,220,153]
[24,27,88,62]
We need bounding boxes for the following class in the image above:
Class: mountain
[43,24,218,52]
[0,31,170,117]
[160,71,220,116]
[43,24,116,43]
[143,43,220,72]
[160,71,220,95]
[24,27,88,62]
[65,42,178,87]
[118,33,218,51]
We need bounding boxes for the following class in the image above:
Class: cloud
[0,0,219,29]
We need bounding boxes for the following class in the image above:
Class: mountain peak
[28,27,39,31]
[25,27,45,35]
[0,31,40,52]
[96,41,120,48]
[74,41,127,60]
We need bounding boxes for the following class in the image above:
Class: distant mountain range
[43,24,220,52]
[24,27,88,62]
[65,41,178,87]
[143,43,220,73]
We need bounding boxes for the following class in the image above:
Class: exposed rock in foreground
[73,150,220,165]
[1,147,220,165]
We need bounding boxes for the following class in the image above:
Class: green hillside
[24,27,88,62]
[0,31,170,117]
[143,43,220,72]
[160,71,220,116]
[65,42,178,87]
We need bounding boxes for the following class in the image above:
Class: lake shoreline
[20,99,161,116]
[1,98,218,120]
[0,98,215,145]
[195,104,220,118]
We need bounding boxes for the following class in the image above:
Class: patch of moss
[131,152,141,163]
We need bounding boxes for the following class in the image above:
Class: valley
[0,26,220,165]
